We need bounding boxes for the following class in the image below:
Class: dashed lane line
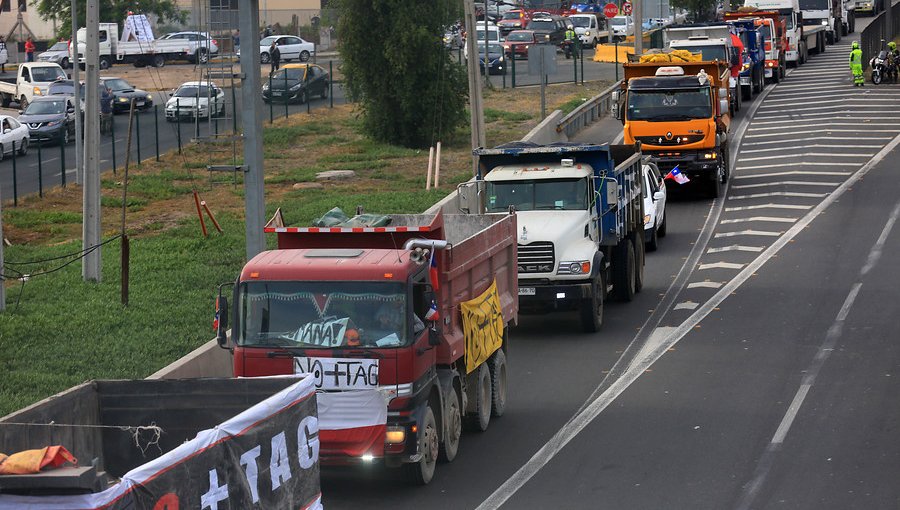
[730,181,841,189]
[745,129,900,139]
[742,136,894,147]
[714,230,783,238]
[740,144,879,152]
[698,261,746,270]
[687,281,725,289]
[720,216,798,224]
[673,301,700,311]
[725,203,812,211]
[736,153,872,162]
[706,245,765,254]
[729,191,829,199]
[736,162,858,170]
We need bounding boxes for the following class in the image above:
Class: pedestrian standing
[850,40,864,87]
[24,36,35,62]
[0,36,8,73]
[270,41,280,74]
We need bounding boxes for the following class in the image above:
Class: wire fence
[860,3,900,69]
[0,68,339,207]
[449,42,592,89]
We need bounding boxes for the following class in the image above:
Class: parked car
[158,31,219,63]
[642,161,667,251]
[17,96,76,145]
[526,15,568,46]
[257,35,315,63]
[37,41,72,69]
[262,63,329,103]
[100,77,154,113]
[610,15,635,39]
[0,114,30,159]
[165,81,225,121]
[502,29,539,59]
[475,42,508,75]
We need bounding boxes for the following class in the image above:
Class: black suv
[526,15,567,46]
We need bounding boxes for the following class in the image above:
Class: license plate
[518,287,536,296]
[135,101,144,107]
[740,77,750,85]
[272,91,282,96]
[294,357,379,390]
[764,69,773,78]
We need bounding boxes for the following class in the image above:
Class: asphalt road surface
[321,17,900,510]
[0,82,347,201]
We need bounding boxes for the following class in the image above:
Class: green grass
[484,108,533,123]
[2,210,81,229]
[559,97,589,115]
[263,123,336,146]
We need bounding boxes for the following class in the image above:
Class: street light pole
[82,0,101,281]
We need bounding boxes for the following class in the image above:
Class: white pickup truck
[71,22,192,69]
[0,62,68,109]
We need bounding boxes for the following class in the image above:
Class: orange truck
[612,60,732,197]
[725,10,788,83]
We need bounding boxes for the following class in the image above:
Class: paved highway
[321,16,900,510]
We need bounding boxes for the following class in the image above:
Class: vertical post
[231,84,238,133]
[110,110,117,174]
[434,141,441,188]
[269,74,274,124]
[154,105,160,161]
[60,128,66,187]
[11,140,17,207]
[573,46,578,84]
[135,109,141,165]
[329,60,334,108]
[511,53,516,88]
[121,234,129,305]
[581,43,585,85]
[37,138,43,198]
[71,0,83,185]
[306,67,311,114]
[426,146,434,190]
[540,50,546,119]
[176,99,182,154]
[284,68,289,118]
[240,0,266,258]
[83,0,101,282]
[634,0,643,57]
[464,0,486,177]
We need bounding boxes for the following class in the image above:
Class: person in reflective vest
[850,41,864,87]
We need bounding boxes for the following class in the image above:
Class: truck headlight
[33,87,42,96]
[703,152,717,159]
[385,426,406,444]
[585,30,591,36]
[559,260,591,274]
[822,19,828,25]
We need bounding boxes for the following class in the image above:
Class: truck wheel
[99,56,111,70]
[19,95,28,110]
[633,233,644,293]
[439,387,461,463]
[612,239,636,302]
[406,405,438,485]
[152,55,165,68]
[197,48,209,64]
[465,363,492,432]
[579,272,605,332]
[709,172,721,198]
[0,144,4,162]
[489,349,507,417]
[1,96,10,108]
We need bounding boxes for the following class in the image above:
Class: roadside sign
[603,2,619,18]
[622,1,633,15]
[527,44,558,75]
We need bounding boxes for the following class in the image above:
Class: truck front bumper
[648,151,720,181]
[518,279,593,312]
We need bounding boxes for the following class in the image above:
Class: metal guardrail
[555,79,623,139]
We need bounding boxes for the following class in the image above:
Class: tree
[336,0,468,149]
[36,0,186,40]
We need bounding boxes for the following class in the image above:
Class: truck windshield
[485,178,589,211]
[758,24,771,43]
[31,66,67,82]
[627,88,712,121]
[570,17,592,27]
[671,45,727,61]
[777,9,795,29]
[237,281,414,349]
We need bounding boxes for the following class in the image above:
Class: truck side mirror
[611,90,621,120]
[215,295,230,348]
[719,98,729,116]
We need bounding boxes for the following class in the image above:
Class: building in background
[0,0,58,41]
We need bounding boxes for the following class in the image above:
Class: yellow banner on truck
[461,280,504,374]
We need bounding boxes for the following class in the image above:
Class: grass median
[0,81,610,417]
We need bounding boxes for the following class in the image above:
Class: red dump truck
[214,210,518,484]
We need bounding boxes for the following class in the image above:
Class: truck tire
[18,95,28,111]
[612,239,636,302]
[406,405,438,485]
[152,55,165,68]
[465,363,492,432]
[489,349,508,417]
[1,96,10,108]
[99,56,111,70]
[196,48,209,64]
[633,233,644,293]
[579,272,605,332]
[439,386,461,463]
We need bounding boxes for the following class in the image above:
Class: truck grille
[518,242,555,274]
[635,135,704,146]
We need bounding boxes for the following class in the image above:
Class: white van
[466,23,502,60]
[569,13,605,47]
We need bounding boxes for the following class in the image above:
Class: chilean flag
[429,249,440,290]
[317,390,387,457]
[425,300,440,321]
[665,165,690,185]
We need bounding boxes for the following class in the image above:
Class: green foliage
[484,108,533,123]
[671,0,718,22]
[36,0,186,41]
[335,0,468,148]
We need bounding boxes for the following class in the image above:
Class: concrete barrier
[147,338,232,379]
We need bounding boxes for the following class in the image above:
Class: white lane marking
[756,104,900,114]
[473,82,777,510]
[698,261,745,270]
[706,245,765,253]
[749,123,895,133]
[736,162,854,170]
[629,326,677,372]
[715,230,782,238]
[673,300,699,310]
[612,131,624,144]
[741,136,894,146]
[720,216,797,224]
[730,181,841,189]
[764,91,900,102]
[745,128,900,138]
[687,281,724,289]
[758,98,900,108]
[861,200,900,276]
[770,384,812,445]
[737,153,872,161]
[726,203,812,211]
[740,144,878,153]
[730,191,829,199]
[732,170,852,178]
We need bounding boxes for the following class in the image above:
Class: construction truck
[613,60,732,197]
[459,142,645,333]
[725,10,789,83]
[215,210,518,485]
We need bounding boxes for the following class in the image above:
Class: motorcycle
[562,39,575,59]
[869,50,895,85]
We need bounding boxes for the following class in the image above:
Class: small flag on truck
[665,165,690,185]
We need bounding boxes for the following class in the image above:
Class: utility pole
[82,0,100,281]
[240,0,265,259]
[634,0,643,56]
[71,0,83,185]
[464,0,486,176]
[885,0,892,46]
[483,8,491,87]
